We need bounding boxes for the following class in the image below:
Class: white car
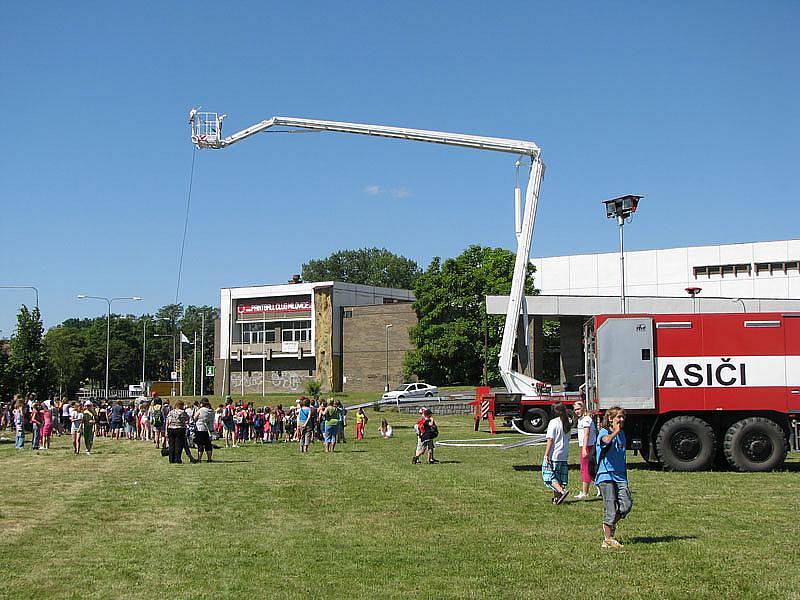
[382,382,438,401]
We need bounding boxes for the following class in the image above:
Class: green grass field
[1,412,798,599]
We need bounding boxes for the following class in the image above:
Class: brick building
[341,303,418,392]
[214,281,415,395]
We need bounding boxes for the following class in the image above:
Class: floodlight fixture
[603,195,642,221]
[602,195,644,314]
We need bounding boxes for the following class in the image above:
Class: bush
[305,379,322,398]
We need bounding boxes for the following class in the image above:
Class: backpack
[421,421,438,441]
[151,409,163,428]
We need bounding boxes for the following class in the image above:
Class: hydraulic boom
[190,110,547,397]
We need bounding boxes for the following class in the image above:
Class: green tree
[403,245,536,386]
[44,325,85,398]
[302,247,422,289]
[0,338,10,399]
[5,305,51,397]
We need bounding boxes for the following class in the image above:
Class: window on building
[755,261,799,275]
[240,322,277,344]
[693,263,752,279]
[281,320,312,343]
[343,310,353,318]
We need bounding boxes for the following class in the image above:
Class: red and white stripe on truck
[590,312,800,472]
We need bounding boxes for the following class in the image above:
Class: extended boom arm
[190,110,546,397]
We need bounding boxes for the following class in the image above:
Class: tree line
[0,244,550,400]
[303,245,548,387]
[1,304,217,400]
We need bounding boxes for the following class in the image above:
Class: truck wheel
[655,416,716,471]
[522,408,548,434]
[723,417,787,472]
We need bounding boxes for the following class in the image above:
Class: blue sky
[1,2,798,333]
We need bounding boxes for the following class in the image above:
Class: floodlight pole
[603,195,642,315]
[618,215,626,314]
[78,294,142,401]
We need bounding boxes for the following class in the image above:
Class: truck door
[596,316,655,410]
[786,315,800,411]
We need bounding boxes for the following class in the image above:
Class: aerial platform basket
[189,110,225,148]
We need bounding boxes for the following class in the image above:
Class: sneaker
[606,537,623,548]
[554,490,569,505]
[411,456,420,464]
[575,492,587,500]
[85,451,91,455]
[428,459,440,464]
[596,488,602,497]
[601,539,614,549]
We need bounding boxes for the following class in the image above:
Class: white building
[486,239,800,390]
[531,238,800,300]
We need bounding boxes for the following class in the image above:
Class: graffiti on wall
[230,371,309,392]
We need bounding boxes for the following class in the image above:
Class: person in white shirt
[193,398,216,463]
[574,401,600,499]
[69,402,84,454]
[378,418,393,439]
[542,402,571,505]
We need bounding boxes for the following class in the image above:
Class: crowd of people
[542,400,632,550]
[0,392,395,461]
[3,391,630,548]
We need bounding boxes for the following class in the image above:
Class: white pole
[262,321,266,397]
[192,331,197,396]
[200,312,205,397]
[618,216,625,314]
[142,320,146,388]
[179,333,183,398]
[105,300,111,400]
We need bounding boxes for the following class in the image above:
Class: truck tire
[723,417,787,472]
[522,408,548,434]
[655,416,716,471]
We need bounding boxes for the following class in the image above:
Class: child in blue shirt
[595,406,632,549]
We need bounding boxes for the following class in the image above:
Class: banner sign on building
[237,298,311,315]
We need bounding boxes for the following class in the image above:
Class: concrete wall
[341,303,417,393]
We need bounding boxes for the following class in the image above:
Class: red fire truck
[583,312,800,472]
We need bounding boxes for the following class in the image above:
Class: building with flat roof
[531,238,800,299]
[215,281,414,395]
[487,239,800,391]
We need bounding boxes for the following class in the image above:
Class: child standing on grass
[596,406,632,549]
[412,409,438,464]
[13,399,25,449]
[574,400,600,500]
[542,402,571,505]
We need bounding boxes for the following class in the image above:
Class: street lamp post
[602,195,643,314]
[385,324,393,393]
[1,285,40,310]
[78,294,142,401]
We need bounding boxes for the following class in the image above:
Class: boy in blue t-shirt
[595,406,632,549]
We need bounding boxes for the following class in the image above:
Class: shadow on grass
[630,535,697,544]
[205,459,252,463]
